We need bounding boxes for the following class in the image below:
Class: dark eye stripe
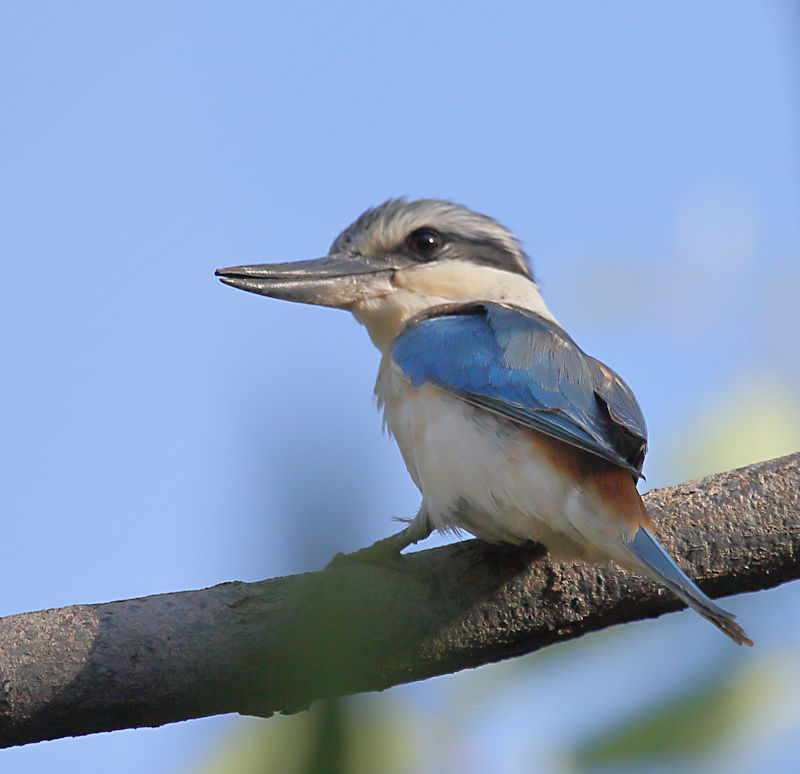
[400,228,533,279]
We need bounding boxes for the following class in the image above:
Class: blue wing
[392,303,647,477]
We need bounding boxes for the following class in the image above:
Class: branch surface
[1,453,798,747]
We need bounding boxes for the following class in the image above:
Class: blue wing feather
[392,304,647,477]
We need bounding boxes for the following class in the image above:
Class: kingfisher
[216,198,752,646]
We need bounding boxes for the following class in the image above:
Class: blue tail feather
[627,527,752,646]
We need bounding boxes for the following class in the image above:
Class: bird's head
[216,198,552,349]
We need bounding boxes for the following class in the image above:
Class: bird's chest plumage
[374,352,638,560]
[375,354,586,549]
[376,354,501,497]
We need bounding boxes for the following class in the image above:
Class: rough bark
[1,453,798,748]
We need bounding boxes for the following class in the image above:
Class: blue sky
[1,2,799,772]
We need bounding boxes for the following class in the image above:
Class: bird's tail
[626,526,753,646]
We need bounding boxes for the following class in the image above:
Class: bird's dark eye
[407,227,442,258]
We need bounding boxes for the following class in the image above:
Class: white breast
[375,354,618,560]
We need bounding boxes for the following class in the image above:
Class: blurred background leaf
[668,379,800,482]
[570,662,771,770]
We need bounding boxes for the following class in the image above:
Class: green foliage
[192,699,417,774]
[569,661,774,770]
[669,379,800,482]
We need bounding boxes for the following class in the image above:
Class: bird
[216,198,752,646]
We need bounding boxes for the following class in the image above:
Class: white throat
[350,260,558,351]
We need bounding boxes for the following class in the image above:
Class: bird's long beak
[215,254,395,309]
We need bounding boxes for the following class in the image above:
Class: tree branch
[1,453,798,747]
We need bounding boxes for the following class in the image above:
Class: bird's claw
[326,536,407,570]
[326,518,433,571]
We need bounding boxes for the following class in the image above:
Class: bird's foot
[326,516,432,570]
